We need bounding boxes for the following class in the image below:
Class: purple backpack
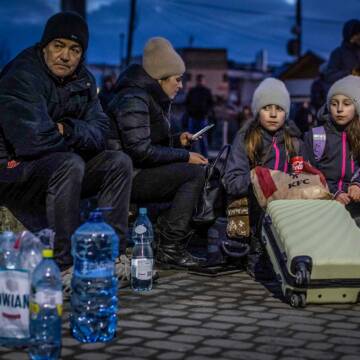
[312,126,326,161]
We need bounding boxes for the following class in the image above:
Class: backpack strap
[312,126,326,161]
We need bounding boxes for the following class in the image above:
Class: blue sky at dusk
[0,0,359,65]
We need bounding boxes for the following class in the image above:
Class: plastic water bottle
[131,208,154,292]
[17,231,44,277]
[0,231,18,269]
[131,208,154,244]
[29,249,62,360]
[70,210,118,343]
[0,231,30,346]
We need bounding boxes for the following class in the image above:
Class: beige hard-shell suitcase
[262,200,360,307]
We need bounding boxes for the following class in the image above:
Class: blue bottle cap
[139,208,147,215]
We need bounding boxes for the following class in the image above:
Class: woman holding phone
[107,37,207,269]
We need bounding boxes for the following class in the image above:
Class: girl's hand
[335,192,351,205]
[348,185,360,202]
[180,132,194,147]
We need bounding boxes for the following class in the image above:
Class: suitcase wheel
[288,291,306,308]
[295,266,311,287]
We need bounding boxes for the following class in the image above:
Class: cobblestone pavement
[1,270,360,360]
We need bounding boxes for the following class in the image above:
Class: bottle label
[0,269,30,339]
[131,259,153,280]
[32,290,63,317]
[134,225,147,235]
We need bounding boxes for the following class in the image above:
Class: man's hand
[335,192,351,205]
[180,132,194,147]
[57,123,64,135]
[348,185,360,202]
[188,152,208,165]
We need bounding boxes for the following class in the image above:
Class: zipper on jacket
[338,131,347,191]
[272,136,280,171]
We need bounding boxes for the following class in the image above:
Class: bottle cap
[42,249,53,258]
[139,208,147,215]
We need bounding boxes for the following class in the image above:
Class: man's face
[43,38,83,78]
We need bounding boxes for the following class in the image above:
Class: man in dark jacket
[324,19,360,87]
[108,37,207,269]
[185,74,214,157]
[0,12,132,271]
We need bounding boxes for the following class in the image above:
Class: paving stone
[106,345,158,357]
[254,336,305,347]
[229,332,253,341]
[145,340,194,352]
[1,353,28,360]
[257,320,290,329]
[328,337,360,346]
[162,304,189,311]
[293,332,328,341]
[279,316,326,326]
[211,315,257,324]
[306,342,334,351]
[191,295,216,300]
[290,324,325,333]
[75,353,112,360]
[216,303,239,309]
[203,338,253,350]
[216,310,246,316]
[186,313,212,320]
[188,307,217,314]
[248,312,279,320]
[202,321,235,330]
[325,329,360,338]
[316,313,346,321]
[80,342,107,350]
[178,300,216,307]
[149,309,189,317]
[193,346,221,356]
[327,322,359,330]
[169,335,204,344]
[333,345,360,354]
[282,348,338,360]
[257,344,283,354]
[116,337,144,345]
[223,350,275,360]
[119,320,153,329]
[131,314,157,321]
[124,330,168,339]
[180,327,227,338]
[155,325,179,332]
[156,352,185,360]
[340,356,360,360]
[234,325,260,333]
[158,318,201,326]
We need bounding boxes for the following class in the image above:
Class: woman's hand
[348,185,360,202]
[335,192,351,205]
[188,152,208,165]
[180,132,194,147]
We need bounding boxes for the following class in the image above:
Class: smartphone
[192,124,215,140]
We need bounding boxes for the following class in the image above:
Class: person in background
[185,74,214,157]
[304,75,360,225]
[99,73,116,113]
[107,37,207,269]
[324,19,360,87]
[224,78,308,280]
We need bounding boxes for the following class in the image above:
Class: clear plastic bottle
[0,231,18,269]
[131,208,154,292]
[17,231,44,277]
[131,208,154,244]
[70,210,118,343]
[29,249,62,360]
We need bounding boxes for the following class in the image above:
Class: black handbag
[192,145,231,225]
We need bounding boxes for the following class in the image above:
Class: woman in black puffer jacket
[107,37,207,269]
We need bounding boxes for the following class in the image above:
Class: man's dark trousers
[0,151,132,270]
